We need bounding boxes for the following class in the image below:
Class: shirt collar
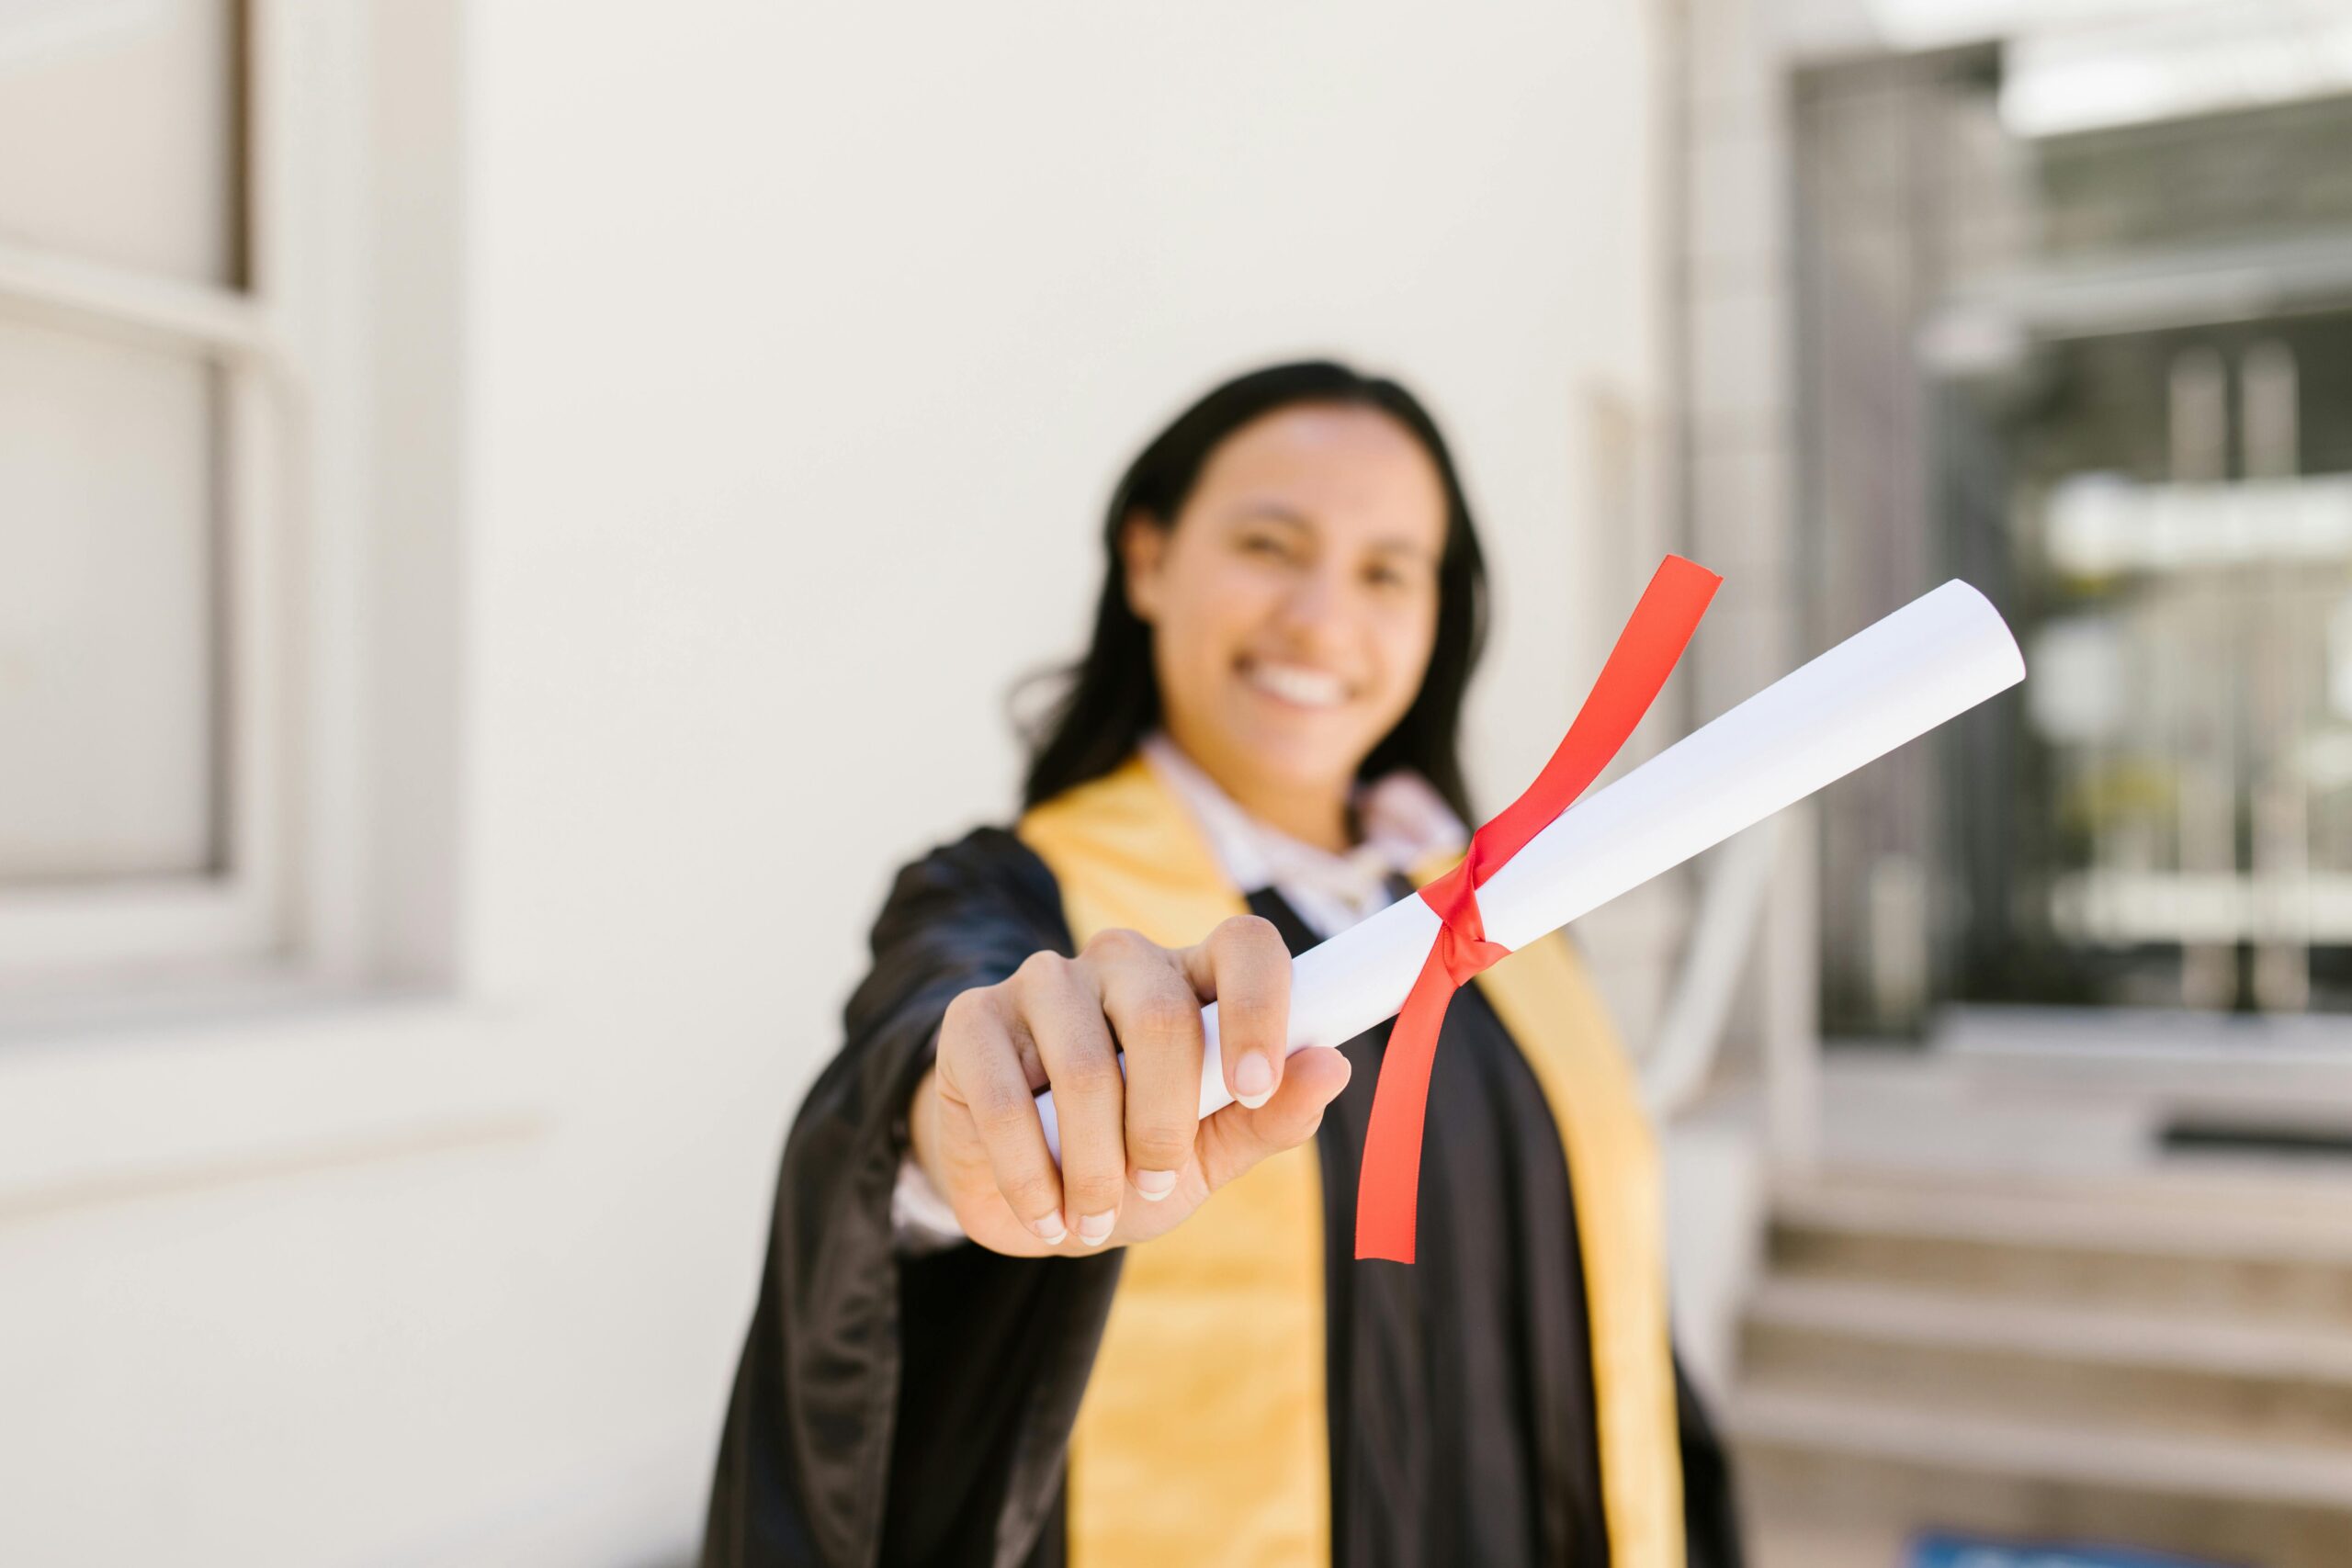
[1139,733,1468,939]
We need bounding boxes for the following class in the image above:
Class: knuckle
[1216,913,1281,953]
[1012,950,1068,992]
[969,1079,1034,1135]
[1062,1118,1127,1173]
[941,987,996,1043]
[1128,1112,1194,1165]
[1064,1162,1125,1206]
[1082,926,1152,966]
[1001,1170,1058,1217]
[1127,993,1199,1048]
[1218,987,1281,1038]
[1216,917,1289,996]
[1055,1052,1125,1104]
[1219,978,1274,1016]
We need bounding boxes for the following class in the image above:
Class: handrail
[1641,814,1784,1119]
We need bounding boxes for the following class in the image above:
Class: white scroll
[1037,579,2025,1156]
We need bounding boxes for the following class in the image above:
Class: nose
[1272,560,1353,655]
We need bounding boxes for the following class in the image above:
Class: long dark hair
[1020,359,1489,820]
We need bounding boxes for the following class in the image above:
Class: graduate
[703,361,1742,1568]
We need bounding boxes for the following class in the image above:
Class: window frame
[0,0,319,995]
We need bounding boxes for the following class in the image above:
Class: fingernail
[1134,1169,1178,1201]
[1078,1211,1115,1247]
[1031,1213,1067,1245]
[1235,1051,1273,1109]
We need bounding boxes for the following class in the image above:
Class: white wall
[0,3,1665,1562]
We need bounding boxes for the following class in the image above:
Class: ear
[1117,511,1170,624]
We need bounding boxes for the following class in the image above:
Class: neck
[1168,740,1352,852]
[1235,784,1351,853]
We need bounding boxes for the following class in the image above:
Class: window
[0,0,294,993]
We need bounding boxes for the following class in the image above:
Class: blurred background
[3,1,2349,1564]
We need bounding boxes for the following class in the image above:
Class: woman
[704,362,1741,1568]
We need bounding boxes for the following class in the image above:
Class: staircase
[1724,1168,2352,1568]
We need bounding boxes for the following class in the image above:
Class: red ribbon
[1355,555,1722,1263]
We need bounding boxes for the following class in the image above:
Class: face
[1122,402,1448,829]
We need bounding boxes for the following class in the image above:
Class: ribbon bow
[1355,555,1721,1262]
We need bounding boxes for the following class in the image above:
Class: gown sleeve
[702,828,1125,1568]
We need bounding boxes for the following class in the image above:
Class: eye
[1238,531,1296,561]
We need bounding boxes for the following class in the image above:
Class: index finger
[1178,914,1292,1110]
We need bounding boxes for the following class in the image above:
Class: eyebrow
[1227,501,1316,530]
[1227,502,1439,561]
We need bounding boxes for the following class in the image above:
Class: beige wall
[0,3,1667,1562]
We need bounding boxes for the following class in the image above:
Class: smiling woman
[1122,405,1447,851]
[1025,363,1488,847]
[703,363,1742,1568]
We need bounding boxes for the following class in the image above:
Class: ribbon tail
[1470,555,1724,868]
[1354,942,1463,1263]
[1350,554,1722,1267]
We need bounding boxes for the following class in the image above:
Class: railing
[1642,803,1821,1170]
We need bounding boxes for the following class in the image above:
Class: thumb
[1197,1045,1351,1192]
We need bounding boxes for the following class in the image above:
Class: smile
[1240,658,1354,710]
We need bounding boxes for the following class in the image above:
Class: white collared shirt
[891,737,1470,1249]
[1136,733,1466,941]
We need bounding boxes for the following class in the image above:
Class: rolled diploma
[1036,579,2024,1158]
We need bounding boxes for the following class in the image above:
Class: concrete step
[1729,1382,2352,1510]
[1766,1176,2352,1326]
[1728,1387,2352,1568]
[1742,1276,2352,1446]
[1747,1275,2352,1382]
[1773,1169,2352,1257]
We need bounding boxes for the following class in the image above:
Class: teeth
[1246,660,1349,709]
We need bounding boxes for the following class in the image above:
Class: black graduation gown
[702,827,1741,1568]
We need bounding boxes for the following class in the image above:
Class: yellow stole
[1017,756,1683,1567]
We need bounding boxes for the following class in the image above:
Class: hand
[907,915,1352,1255]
